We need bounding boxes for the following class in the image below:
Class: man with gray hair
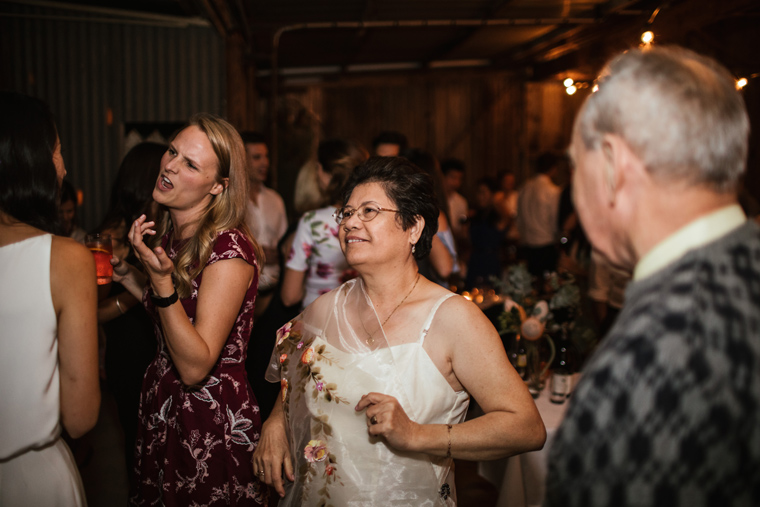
[546,46,760,506]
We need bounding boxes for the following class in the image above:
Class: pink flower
[315,381,324,391]
[302,242,313,259]
[279,353,288,364]
[301,347,315,365]
[325,464,334,476]
[276,322,293,346]
[304,440,328,462]
[316,262,333,278]
[297,342,304,349]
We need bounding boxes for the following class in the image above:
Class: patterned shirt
[286,206,355,308]
[546,220,760,507]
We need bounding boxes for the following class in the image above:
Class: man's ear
[601,134,631,205]
[210,177,229,196]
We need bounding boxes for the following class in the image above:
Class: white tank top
[0,234,60,459]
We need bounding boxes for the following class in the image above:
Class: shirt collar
[634,204,746,281]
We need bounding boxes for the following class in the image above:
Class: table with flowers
[468,265,595,507]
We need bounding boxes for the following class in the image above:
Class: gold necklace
[364,273,421,345]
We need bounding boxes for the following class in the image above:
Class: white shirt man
[241,135,287,293]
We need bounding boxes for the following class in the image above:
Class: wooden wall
[271,72,582,218]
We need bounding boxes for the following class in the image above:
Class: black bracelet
[150,288,179,308]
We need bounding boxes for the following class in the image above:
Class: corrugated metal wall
[0,2,224,230]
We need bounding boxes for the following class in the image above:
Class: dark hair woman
[254,156,545,505]
[94,141,165,475]
[0,91,100,506]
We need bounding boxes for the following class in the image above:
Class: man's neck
[631,186,738,262]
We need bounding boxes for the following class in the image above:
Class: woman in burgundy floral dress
[114,114,267,506]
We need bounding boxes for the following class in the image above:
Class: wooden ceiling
[35,0,759,83]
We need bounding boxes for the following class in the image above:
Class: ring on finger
[370,415,378,425]
[257,470,265,477]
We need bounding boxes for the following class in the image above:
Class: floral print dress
[286,206,357,308]
[129,229,267,506]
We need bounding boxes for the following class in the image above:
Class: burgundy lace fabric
[130,229,267,506]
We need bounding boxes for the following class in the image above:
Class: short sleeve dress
[129,229,267,506]
[286,206,357,308]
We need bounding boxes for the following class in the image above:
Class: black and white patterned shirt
[546,221,760,507]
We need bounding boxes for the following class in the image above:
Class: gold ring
[370,415,378,425]
[257,470,265,476]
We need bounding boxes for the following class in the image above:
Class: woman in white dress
[0,92,100,506]
[254,156,546,505]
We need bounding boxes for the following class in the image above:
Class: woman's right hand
[252,404,294,498]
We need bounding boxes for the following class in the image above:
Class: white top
[271,285,469,505]
[0,234,86,506]
[0,234,60,459]
[286,205,352,308]
[245,185,288,291]
[516,174,561,247]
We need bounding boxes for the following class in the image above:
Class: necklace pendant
[366,337,374,345]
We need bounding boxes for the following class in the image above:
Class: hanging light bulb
[563,78,574,88]
[736,78,748,90]
[641,31,654,44]
[566,85,577,95]
[592,83,599,93]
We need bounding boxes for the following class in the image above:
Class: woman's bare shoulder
[51,234,92,263]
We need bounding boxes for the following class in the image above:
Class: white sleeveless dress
[0,234,87,506]
[269,282,470,506]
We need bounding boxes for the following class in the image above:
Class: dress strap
[419,292,457,345]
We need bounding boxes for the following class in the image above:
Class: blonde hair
[293,160,326,215]
[151,113,261,299]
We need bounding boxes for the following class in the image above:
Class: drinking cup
[85,233,113,285]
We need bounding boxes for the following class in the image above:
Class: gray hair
[576,46,749,192]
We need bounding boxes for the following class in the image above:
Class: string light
[592,83,599,93]
[736,77,748,90]
[566,85,577,95]
[563,78,574,88]
[641,31,654,44]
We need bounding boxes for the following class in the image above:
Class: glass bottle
[550,327,573,404]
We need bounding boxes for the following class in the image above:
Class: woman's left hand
[355,392,420,452]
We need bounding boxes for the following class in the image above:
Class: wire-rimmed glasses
[332,203,399,225]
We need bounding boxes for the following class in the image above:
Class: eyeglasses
[332,203,399,225]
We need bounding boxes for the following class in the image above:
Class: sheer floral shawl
[267,278,458,506]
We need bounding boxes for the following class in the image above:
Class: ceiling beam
[419,0,512,65]
[491,0,645,67]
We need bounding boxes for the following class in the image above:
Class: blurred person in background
[403,148,459,288]
[241,131,288,318]
[281,139,368,309]
[516,152,562,277]
[372,130,408,157]
[59,179,87,243]
[95,141,165,474]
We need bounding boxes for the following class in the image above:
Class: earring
[412,244,416,254]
